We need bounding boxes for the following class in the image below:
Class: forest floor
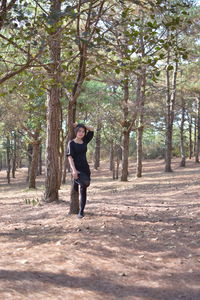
[0,158,200,300]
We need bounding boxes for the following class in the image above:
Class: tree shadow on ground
[0,269,199,300]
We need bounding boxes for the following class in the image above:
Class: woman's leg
[79,185,87,216]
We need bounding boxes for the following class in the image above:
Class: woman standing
[67,123,94,218]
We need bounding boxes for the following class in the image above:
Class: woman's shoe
[77,212,84,218]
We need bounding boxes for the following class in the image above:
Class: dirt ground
[0,158,200,300]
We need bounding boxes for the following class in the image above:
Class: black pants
[73,181,87,214]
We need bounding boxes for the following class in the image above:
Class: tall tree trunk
[29,141,40,189]
[136,125,143,177]
[165,47,178,172]
[66,0,105,212]
[116,155,120,180]
[62,40,85,185]
[27,143,33,182]
[44,0,61,202]
[194,117,197,156]
[17,134,22,168]
[109,140,114,172]
[62,119,70,184]
[94,120,101,170]
[6,136,11,184]
[38,144,42,175]
[136,67,146,178]
[195,97,200,163]
[69,179,79,214]
[121,130,130,181]
[180,98,186,167]
[112,159,116,179]
[58,107,64,188]
[12,131,17,178]
[115,145,121,180]
[121,78,130,182]
[62,151,69,184]
[0,153,2,171]
[188,116,193,159]
[67,21,87,213]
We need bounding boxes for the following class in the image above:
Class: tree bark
[58,107,64,189]
[94,120,101,170]
[195,97,200,163]
[165,47,178,172]
[44,0,61,202]
[188,116,193,159]
[136,125,143,177]
[6,136,11,184]
[27,143,33,182]
[69,178,79,214]
[29,141,40,189]
[109,140,114,172]
[0,153,2,171]
[66,0,105,212]
[38,144,42,175]
[136,67,146,178]
[115,145,121,180]
[179,98,186,167]
[18,134,23,168]
[121,130,130,181]
[112,155,116,179]
[121,78,130,182]
[12,131,17,178]
[194,117,197,156]
[66,6,88,212]
[62,151,69,184]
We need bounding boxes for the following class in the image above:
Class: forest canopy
[0,0,199,203]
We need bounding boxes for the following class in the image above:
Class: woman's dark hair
[74,123,87,137]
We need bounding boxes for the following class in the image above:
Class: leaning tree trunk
[6,136,11,184]
[180,98,186,167]
[94,120,101,170]
[66,0,105,212]
[12,131,17,178]
[29,141,40,189]
[44,0,61,202]
[195,97,200,163]
[67,22,88,213]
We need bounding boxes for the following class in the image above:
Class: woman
[67,123,94,218]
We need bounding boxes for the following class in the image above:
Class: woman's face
[76,127,86,139]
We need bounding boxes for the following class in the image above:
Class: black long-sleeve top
[67,131,94,176]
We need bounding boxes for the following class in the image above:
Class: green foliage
[0,0,199,172]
